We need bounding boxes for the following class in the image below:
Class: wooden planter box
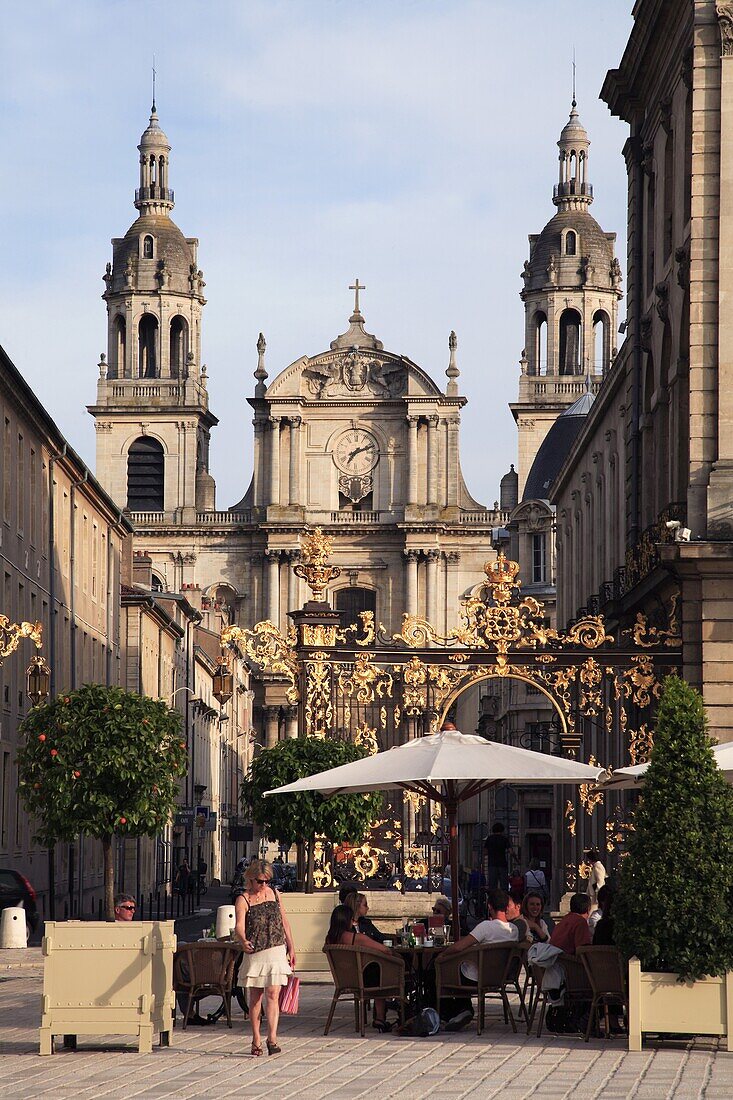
[39,920,176,1054]
[628,956,733,1051]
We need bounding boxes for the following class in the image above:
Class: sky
[0,0,633,511]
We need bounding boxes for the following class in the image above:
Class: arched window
[169,316,188,377]
[127,437,164,512]
[592,310,610,373]
[138,313,159,378]
[565,230,577,256]
[143,235,154,259]
[532,533,547,584]
[151,572,165,592]
[111,315,126,379]
[535,312,548,376]
[559,308,582,375]
[334,587,377,628]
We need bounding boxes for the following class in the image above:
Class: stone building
[0,341,132,920]
[89,105,505,744]
[549,0,733,854]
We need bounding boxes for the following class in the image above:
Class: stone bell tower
[88,100,217,523]
[510,101,623,497]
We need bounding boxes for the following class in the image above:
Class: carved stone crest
[717,2,733,56]
[303,351,406,399]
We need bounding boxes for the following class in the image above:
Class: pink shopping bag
[279,973,300,1014]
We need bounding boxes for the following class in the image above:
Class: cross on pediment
[349,278,365,315]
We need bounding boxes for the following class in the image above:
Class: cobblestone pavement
[1,951,732,1099]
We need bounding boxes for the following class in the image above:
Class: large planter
[628,956,733,1051]
[39,920,176,1055]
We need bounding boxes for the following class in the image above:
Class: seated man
[433,887,519,1030]
[506,894,529,941]
[549,893,592,954]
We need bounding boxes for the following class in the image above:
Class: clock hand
[348,444,375,464]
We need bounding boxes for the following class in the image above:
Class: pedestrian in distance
[113,893,136,921]
[484,822,512,891]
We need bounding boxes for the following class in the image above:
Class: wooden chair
[525,962,549,1036]
[577,945,628,1041]
[172,942,242,1029]
[434,942,524,1035]
[323,944,407,1037]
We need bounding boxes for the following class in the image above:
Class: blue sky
[0,0,632,509]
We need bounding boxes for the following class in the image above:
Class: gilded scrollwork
[629,593,682,649]
[402,656,428,715]
[302,623,338,647]
[579,657,603,715]
[628,722,653,765]
[304,652,333,737]
[354,721,379,756]
[336,653,393,705]
[293,526,341,601]
[221,621,299,704]
[579,755,606,816]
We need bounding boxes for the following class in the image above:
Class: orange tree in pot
[17,683,186,919]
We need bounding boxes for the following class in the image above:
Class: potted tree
[613,675,733,1050]
[17,683,186,1053]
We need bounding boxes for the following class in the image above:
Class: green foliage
[241,736,382,848]
[17,683,187,846]
[614,676,733,980]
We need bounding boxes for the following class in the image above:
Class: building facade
[0,343,132,920]
[549,0,733,861]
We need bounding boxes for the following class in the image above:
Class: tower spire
[553,97,592,210]
[152,55,156,113]
[135,101,174,216]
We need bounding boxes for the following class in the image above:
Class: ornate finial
[254,332,268,395]
[349,278,365,320]
[446,330,459,395]
[572,47,576,108]
[152,55,156,112]
[293,527,342,603]
[483,552,521,605]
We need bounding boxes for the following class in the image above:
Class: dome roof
[527,209,614,287]
[523,391,594,501]
[114,215,194,270]
[559,102,589,145]
[139,107,171,151]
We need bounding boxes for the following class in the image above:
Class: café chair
[577,945,628,1040]
[323,944,407,1037]
[172,942,242,1029]
[435,942,524,1035]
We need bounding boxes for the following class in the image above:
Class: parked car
[0,869,39,937]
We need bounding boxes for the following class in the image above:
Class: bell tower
[510,101,623,497]
[88,101,217,523]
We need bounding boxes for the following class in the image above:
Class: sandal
[373,1019,393,1033]
[266,1039,282,1055]
[251,1041,264,1057]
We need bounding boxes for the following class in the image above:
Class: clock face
[334,429,379,474]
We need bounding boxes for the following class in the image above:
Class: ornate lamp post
[0,615,50,705]
[212,658,234,706]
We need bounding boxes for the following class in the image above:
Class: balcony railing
[196,511,252,525]
[330,510,381,523]
[135,185,174,203]
[128,511,168,526]
[110,382,184,400]
[553,181,593,200]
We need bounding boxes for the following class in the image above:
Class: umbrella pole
[447,798,460,939]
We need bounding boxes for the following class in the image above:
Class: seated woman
[521,891,550,943]
[343,891,387,943]
[592,884,616,945]
[325,904,395,1032]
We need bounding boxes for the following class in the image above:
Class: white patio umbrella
[603,740,733,791]
[265,729,604,934]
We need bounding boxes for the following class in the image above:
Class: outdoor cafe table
[392,943,445,1011]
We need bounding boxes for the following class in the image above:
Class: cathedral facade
[89,105,504,744]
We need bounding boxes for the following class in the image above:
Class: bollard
[216,905,236,940]
[0,906,27,948]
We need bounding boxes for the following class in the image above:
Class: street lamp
[26,654,51,706]
[212,659,233,706]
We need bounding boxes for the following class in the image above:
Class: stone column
[708,8,733,533]
[252,419,264,508]
[250,554,263,623]
[445,551,460,634]
[266,549,280,624]
[268,416,281,506]
[284,705,299,739]
[288,416,301,506]
[425,549,440,627]
[426,415,439,505]
[287,550,301,615]
[404,549,419,616]
[264,705,280,749]
[446,417,460,508]
[406,416,419,505]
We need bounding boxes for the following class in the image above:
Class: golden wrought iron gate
[222,528,683,891]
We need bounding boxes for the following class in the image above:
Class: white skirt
[238,943,291,989]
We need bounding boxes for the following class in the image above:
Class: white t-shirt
[461,918,518,982]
